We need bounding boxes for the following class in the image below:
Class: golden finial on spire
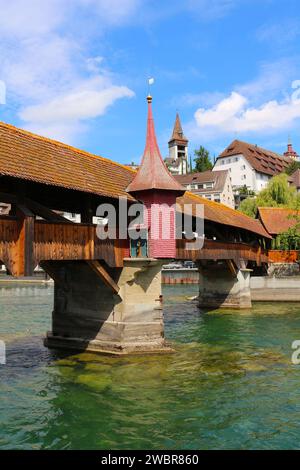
[147,94,152,103]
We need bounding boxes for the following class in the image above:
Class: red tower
[126,95,185,258]
[284,137,299,160]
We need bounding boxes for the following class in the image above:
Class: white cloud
[0,0,137,143]
[20,79,134,142]
[0,0,65,38]
[190,90,300,140]
[22,85,134,123]
[1,36,76,102]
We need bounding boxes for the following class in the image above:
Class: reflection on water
[0,284,300,450]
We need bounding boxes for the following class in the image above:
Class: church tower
[126,96,185,259]
[284,137,299,160]
[168,113,189,175]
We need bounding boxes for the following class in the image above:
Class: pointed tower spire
[284,136,299,160]
[126,96,185,193]
[169,113,188,144]
[167,112,189,175]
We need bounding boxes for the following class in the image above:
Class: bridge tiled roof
[0,120,272,239]
[258,207,300,235]
[0,121,136,201]
[178,192,271,239]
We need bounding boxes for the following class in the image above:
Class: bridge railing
[0,216,268,277]
[0,218,127,276]
[34,221,127,269]
[176,238,268,265]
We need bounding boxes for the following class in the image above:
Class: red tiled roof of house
[169,113,188,144]
[218,139,293,176]
[291,169,300,189]
[175,170,228,193]
[178,192,271,238]
[126,97,185,194]
[258,207,300,235]
[0,121,136,201]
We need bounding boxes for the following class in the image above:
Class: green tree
[239,174,300,217]
[238,197,258,218]
[274,225,300,250]
[285,160,300,176]
[193,146,213,173]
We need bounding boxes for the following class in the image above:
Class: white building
[175,169,235,208]
[165,113,189,175]
[213,140,294,193]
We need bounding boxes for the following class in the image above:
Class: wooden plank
[87,260,119,294]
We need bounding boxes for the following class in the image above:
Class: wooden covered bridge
[0,96,271,354]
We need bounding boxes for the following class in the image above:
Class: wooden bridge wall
[176,239,268,266]
[0,218,127,276]
[0,217,268,277]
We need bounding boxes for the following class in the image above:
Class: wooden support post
[226,259,237,277]
[16,205,35,277]
[81,198,94,224]
[87,260,120,294]
[85,225,95,259]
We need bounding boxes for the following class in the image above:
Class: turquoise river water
[0,284,300,450]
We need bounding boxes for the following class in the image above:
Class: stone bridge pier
[198,260,252,309]
[43,259,172,355]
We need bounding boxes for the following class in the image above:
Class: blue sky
[1,0,300,165]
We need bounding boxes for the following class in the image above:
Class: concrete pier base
[44,259,172,355]
[198,261,252,309]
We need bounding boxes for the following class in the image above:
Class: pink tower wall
[138,191,177,259]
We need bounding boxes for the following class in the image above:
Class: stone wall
[251,276,300,301]
[198,262,252,309]
[162,268,200,284]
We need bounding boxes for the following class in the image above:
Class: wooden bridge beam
[86,260,120,294]
[16,205,35,276]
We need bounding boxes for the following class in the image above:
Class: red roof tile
[258,207,300,235]
[178,192,271,238]
[219,140,293,176]
[175,170,229,193]
[0,121,136,201]
[291,169,300,189]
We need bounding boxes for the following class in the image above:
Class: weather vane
[148,77,154,96]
